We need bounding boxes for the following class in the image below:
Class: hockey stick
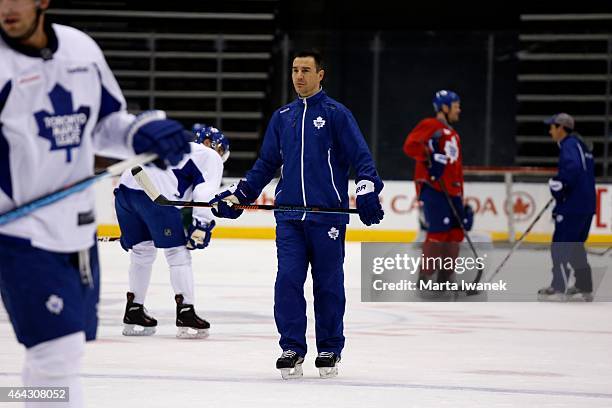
[436,177,484,295]
[420,142,483,295]
[97,236,120,242]
[131,166,359,215]
[0,153,157,226]
[485,197,554,283]
[587,246,612,257]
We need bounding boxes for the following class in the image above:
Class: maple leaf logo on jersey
[444,136,459,163]
[34,84,90,162]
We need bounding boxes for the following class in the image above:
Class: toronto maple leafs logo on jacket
[313,116,326,129]
[34,84,90,162]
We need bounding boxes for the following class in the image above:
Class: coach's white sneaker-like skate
[276,350,304,380]
[537,286,566,302]
[565,286,594,302]
[315,352,340,379]
[175,294,210,339]
[122,292,157,336]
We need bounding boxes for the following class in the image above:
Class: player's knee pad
[131,240,157,265]
[24,332,84,380]
[164,245,191,268]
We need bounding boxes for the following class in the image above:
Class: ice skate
[565,287,594,302]
[175,294,210,338]
[417,271,457,301]
[438,269,459,300]
[537,286,566,302]
[315,352,340,378]
[276,350,304,380]
[416,272,437,299]
[122,292,157,336]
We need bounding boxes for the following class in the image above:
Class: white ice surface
[1,239,611,407]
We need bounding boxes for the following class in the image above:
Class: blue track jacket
[553,133,596,215]
[244,89,383,225]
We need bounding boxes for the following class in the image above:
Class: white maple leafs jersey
[120,143,224,224]
[0,24,139,252]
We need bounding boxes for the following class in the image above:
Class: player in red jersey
[403,90,473,286]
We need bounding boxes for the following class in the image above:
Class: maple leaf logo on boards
[513,197,530,215]
[34,84,90,162]
[504,192,536,222]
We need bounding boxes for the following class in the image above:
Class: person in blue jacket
[538,113,596,301]
[211,50,384,379]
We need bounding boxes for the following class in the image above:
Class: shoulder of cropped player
[52,24,106,62]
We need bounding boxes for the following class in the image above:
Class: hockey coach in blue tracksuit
[211,50,384,378]
[538,113,596,301]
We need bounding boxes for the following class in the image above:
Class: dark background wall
[279,32,518,179]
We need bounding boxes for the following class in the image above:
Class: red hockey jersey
[403,118,464,197]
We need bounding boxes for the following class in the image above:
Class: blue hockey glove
[548,177,566,202]
[427,130,447,181]
[186,219,215,250]
[462,203,474,231]
[130,110,192,168]
[210,180,256,219]
[211,201,243,219]
[356,179,384,226]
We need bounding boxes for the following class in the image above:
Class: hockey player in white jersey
[115,124,229,338]
[0,1,192,406]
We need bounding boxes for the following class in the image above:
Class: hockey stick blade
[586,246,612,257]
[131,165,163,202]
[153,195,173,205]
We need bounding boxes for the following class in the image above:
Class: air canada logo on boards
[504,191,536,222]
[35,84,90,162]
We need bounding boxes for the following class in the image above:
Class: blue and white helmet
[192,123,213,144]
[432,90,460,112]
[192,123,230,162]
